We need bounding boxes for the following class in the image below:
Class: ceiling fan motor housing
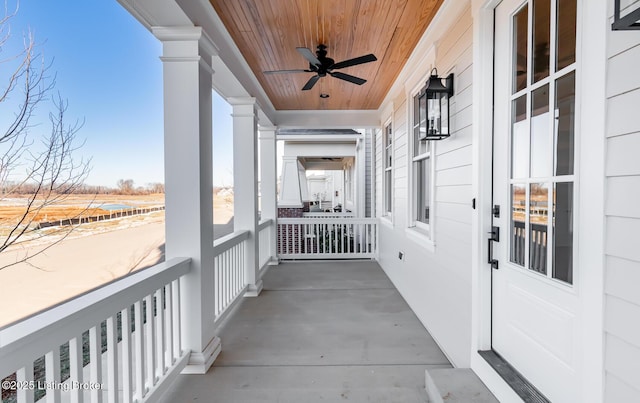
[312,45,334,76]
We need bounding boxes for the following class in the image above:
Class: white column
[154,26,220,374]
[298,161,310,203]
[278,156,303,207]
[356,136,366,217]
[259,126,278,263]
[229,97,262,297]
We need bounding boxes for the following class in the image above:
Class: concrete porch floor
[160,261,452,402]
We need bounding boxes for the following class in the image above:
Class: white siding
[376,5,474,367]
[605,2,640,398]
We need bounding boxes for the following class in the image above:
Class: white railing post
[230,97,262,297]
[154,26,220,374]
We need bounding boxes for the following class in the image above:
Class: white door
[492,0,579,401]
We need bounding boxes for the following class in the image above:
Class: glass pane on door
[531,84,551,177]
[553,182,573,283]
[510,184,526,266]
[556,0,577,71]
[532,0,550,82]
[555,72,575,176]
[529,183,549,274]
[512,95,528,179]
[513,5,529,93]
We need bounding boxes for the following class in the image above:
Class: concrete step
[425,368,499,403]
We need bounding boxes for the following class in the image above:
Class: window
[412,89,433,230]
[383,122,393,215]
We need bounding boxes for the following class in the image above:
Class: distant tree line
[1,180,165,196]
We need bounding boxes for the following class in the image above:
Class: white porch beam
[259,126,278,263]
[154,26,220,374]
[229,97,263,297]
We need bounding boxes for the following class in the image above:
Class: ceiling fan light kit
[263,44,377,91]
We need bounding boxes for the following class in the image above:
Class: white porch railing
[213,231,248,321]
[0,257,191,403]
[277,218,378,259]
[258,219,273,272]
[0,222,277,403]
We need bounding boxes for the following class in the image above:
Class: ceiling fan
[263,44,377,91]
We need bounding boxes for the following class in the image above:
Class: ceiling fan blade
[296,47,322,66]
[263,69,310,74]
[330,54,377,70]
[329,71,367,85]
[302,75,320,91]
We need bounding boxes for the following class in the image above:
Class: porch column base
[244,279,264,297]
[181,336,221,374]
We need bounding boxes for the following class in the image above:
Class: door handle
[488,226,499,270]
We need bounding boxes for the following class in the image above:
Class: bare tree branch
[0,4,92,269]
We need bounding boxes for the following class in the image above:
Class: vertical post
[229,97,262,297]
[259,126,278,264]
[279,156,304,208]
[153,26,220,374]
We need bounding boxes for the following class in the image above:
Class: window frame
[409,81,437,239]
[383,120,393,217]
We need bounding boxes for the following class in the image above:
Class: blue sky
[1,0,234,188]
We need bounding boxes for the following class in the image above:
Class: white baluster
[155,289,165,378]
[106,315,118,403]
[89,325,102,403]
[16,362,35,403]
[45,348,61,403]
[120,307,133,403]
[69,335,84,403]
[144,295,156,389]
[133,301,144,401]
[164,285,174,366]
[171,280,181,359]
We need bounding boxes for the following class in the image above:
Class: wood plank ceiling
[209,0,444,111]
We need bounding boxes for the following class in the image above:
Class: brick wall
[277,207,303,254]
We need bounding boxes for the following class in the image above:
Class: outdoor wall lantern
[421,68,454,141]
[612,0,640,30]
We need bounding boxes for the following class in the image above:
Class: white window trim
[382,119,393,220]
[407,74,437,243]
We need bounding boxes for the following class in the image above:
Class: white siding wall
[376,4,474,367]
[604,2,640,400]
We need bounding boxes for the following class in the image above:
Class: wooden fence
[35,206,165,229]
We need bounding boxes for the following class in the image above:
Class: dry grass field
[0,191,235,326]
[0,194,165,225]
